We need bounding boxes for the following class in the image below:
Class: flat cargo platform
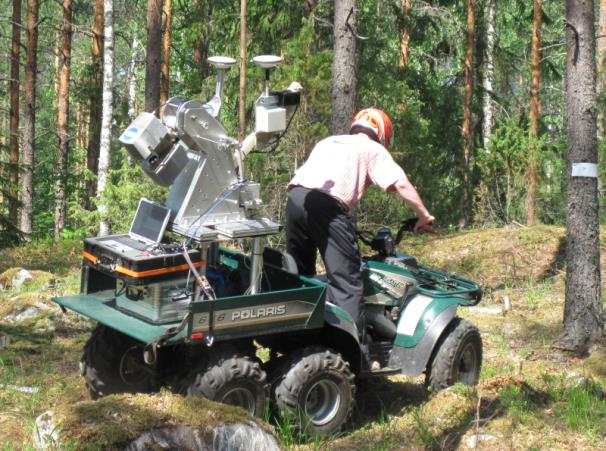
[54,290,184,344]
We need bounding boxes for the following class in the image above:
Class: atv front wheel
[425,318,482,392]
[185,352,267,417]
[272,346,355,437]
[81,324,157,398]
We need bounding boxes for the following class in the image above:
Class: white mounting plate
[208,56,237,69]
[252,55,283,69]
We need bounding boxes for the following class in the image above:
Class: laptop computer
[99,199,172,253]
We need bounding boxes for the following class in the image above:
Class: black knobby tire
[426,318,482,393]
[272,346,355,437]
[81,324,157,398]
[186,352,267,417]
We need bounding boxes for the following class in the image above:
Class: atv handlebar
[357,218,432,249]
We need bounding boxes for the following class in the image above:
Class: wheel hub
[304,379,341,426]
[457,342,478,384]
[222,387,257,413]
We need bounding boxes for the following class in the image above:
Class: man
[285,108,434,335]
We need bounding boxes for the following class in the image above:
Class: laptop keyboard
[119,236,153,251]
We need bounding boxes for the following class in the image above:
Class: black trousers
[285,187,364,332]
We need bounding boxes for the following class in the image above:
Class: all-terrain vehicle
[53,56,482,436]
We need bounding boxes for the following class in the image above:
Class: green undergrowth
[0,238,82,275]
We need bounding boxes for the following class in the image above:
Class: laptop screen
[129,198,171,243]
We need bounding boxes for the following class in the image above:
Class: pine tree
[145,0,162,113]
[160,0,173,107]
[54,0,73,239]
[86,0,104,209]
[526,0,542,226]
[331,0,357,134]
[557,0,604,353]
[460,0,475,226]
[8,0,21,231]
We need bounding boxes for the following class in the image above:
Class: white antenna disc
[252,55,283,69]
[208,56,237,69]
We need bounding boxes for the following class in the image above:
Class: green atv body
[53,231,482,436]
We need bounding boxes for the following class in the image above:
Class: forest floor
[0,225,605,450]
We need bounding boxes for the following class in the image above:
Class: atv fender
[388,297,459,376]
[323,302,362,374]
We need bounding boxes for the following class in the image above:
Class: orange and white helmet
[350,108,394,148]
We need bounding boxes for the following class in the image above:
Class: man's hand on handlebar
[414,215,436,234]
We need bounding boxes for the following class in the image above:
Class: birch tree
[128,33,139,122]
[20,0,39,240]
[331,0,357,134]
[556,0,604,353]
[239,0,247,141]
[481,0,495,150]
[54,0,73,239]
[97,0,115,236]
[8,0,21,229]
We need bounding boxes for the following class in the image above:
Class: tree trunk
[526,0,542,226]
[8,0,21,229]
[460,0,475,227]
[54,0,73,240]
[597,0,606,138]
[128,33,139,121]
[557,0,603,354]
[239,0,247,141]
[86,0,104,210]
[160,0,172,107]
[481,0,495,149]
[20,0,39,240]
[97,0,114,236]
[145,0,162,113]
[304,0,316,17]
[331,0,357,135]
[399,0,411,68]
[52,31,61,99]
[193,0,211,81]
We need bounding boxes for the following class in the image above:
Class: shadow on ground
[352,375,427,428]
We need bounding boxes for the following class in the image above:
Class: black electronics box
[81,234,203,288]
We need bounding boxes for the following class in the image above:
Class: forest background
[0,0,596,245]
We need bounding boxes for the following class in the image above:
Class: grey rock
[5,306,40,323]
[33,410,60,450]
[11,269,33,290]
[126,422,280,451]
[466,433,497,448]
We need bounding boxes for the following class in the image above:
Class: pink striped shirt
[288,134,407,210]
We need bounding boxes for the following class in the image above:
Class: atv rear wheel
[81,324,157,398]
[425,318,482,393]
[272,346,355,437]
[185,352,267,417]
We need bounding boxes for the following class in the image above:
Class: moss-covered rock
[0,292,54,322]
[402,225,567,290]
[0,267,55,292]
[34,391,281,450]
[0,290,92,332]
